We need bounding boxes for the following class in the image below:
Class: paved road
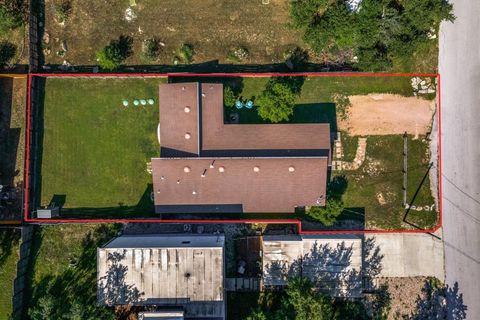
[439,1,480,319]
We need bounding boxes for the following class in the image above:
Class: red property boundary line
[24,72,442,235]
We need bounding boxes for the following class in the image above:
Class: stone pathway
[332,133,367,171]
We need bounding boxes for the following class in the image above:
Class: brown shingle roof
[159,83,200,156]
[152,157,328,213]
[200,83,331,153]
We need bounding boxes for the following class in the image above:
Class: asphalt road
[439,1,480,318]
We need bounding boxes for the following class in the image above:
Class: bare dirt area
[0,76,26,221]
[339,94,435,136]
[42,0,306,66]
[375,277,431,319]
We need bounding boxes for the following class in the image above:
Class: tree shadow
[0,228,20,266]
[410,280,467,320]
[263,236,377,297]
[26,224,122,319]
[97,250,144,306]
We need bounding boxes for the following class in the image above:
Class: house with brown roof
[153,82,331,215]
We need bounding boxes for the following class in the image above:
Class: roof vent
[184,106,191,113]
[289,166,295,172]
[253,166,260,172]
[202,93,206,97]
[210,160,215,169]
[182,86,185,91]
[201,169,207,178]
[192,191,197,195]
[183,166,191,173]
[218,166,225,173]
[185,132,191,140]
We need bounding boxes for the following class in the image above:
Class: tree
[96,36,133,70]
[223,85,236,108]
[246,308,268,320]
[0,41,16,66]
[276,277,334,320]
[307,198,344,226]
[256,81,296,123]
[290,0,355,55]
[29,295,55,320]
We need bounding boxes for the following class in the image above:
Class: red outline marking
[24,72,442,235]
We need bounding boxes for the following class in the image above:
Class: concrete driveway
[366,232,444,280]
[439,0,480,318]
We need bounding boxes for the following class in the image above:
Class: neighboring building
[97,234,225,320]
[153,82,331,215]
[262,234,363,297]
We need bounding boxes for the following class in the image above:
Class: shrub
[0,5,23,33]
[0,41,16,65]
[227,47,249,62]
[223,86,236,108]
[53,0,72,24]
[306,198,344,226]
[176,43,194,63]
[256,81,296,123]
[96,36,133,70]
[142,37,162,61]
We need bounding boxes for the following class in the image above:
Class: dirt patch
[43,0,307,66]
[339,94,435,136]
[375,277,432,320]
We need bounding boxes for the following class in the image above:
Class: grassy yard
[25,224,118,319]
[42,0,304,66]
[338,135,437,230]
[0,229,20,320]
[39,77,166,217]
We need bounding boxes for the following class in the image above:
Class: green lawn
[39,77,166,217]
[338,135,437,230]
[25,224,118,319]
[0,229,20,320]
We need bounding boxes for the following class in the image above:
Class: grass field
[338,135,437,230]
[42,0,305,66]
[0,229,20,320]
[25,224,118,319]
[39,77,166,217]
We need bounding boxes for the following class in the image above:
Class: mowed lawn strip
[26,224,118,319]
[0,230,20,320]
[40,77,166,217]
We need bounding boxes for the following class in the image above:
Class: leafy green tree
[256,81,296,123]
[0,41,16,65]
[290,0,355,54]
[307,198,344,226]
[276,277,334,320]
[223,85,236,108]
[96,36,133,70]
[29,295,55,320]
[246,308,268,320]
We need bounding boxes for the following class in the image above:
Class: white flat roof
[98,234,225,318]
[262,234,363,297]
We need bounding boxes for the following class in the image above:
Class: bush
[256,81,296,123]
[0,5,23,33]
[142,37,162,61]
[53,0,72,24]
[223,86,236,108]
[0,41,16,65]
[176,43,194,63]
[96,36,133,70]
[306,198,344,226]
[227,47,249,62]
